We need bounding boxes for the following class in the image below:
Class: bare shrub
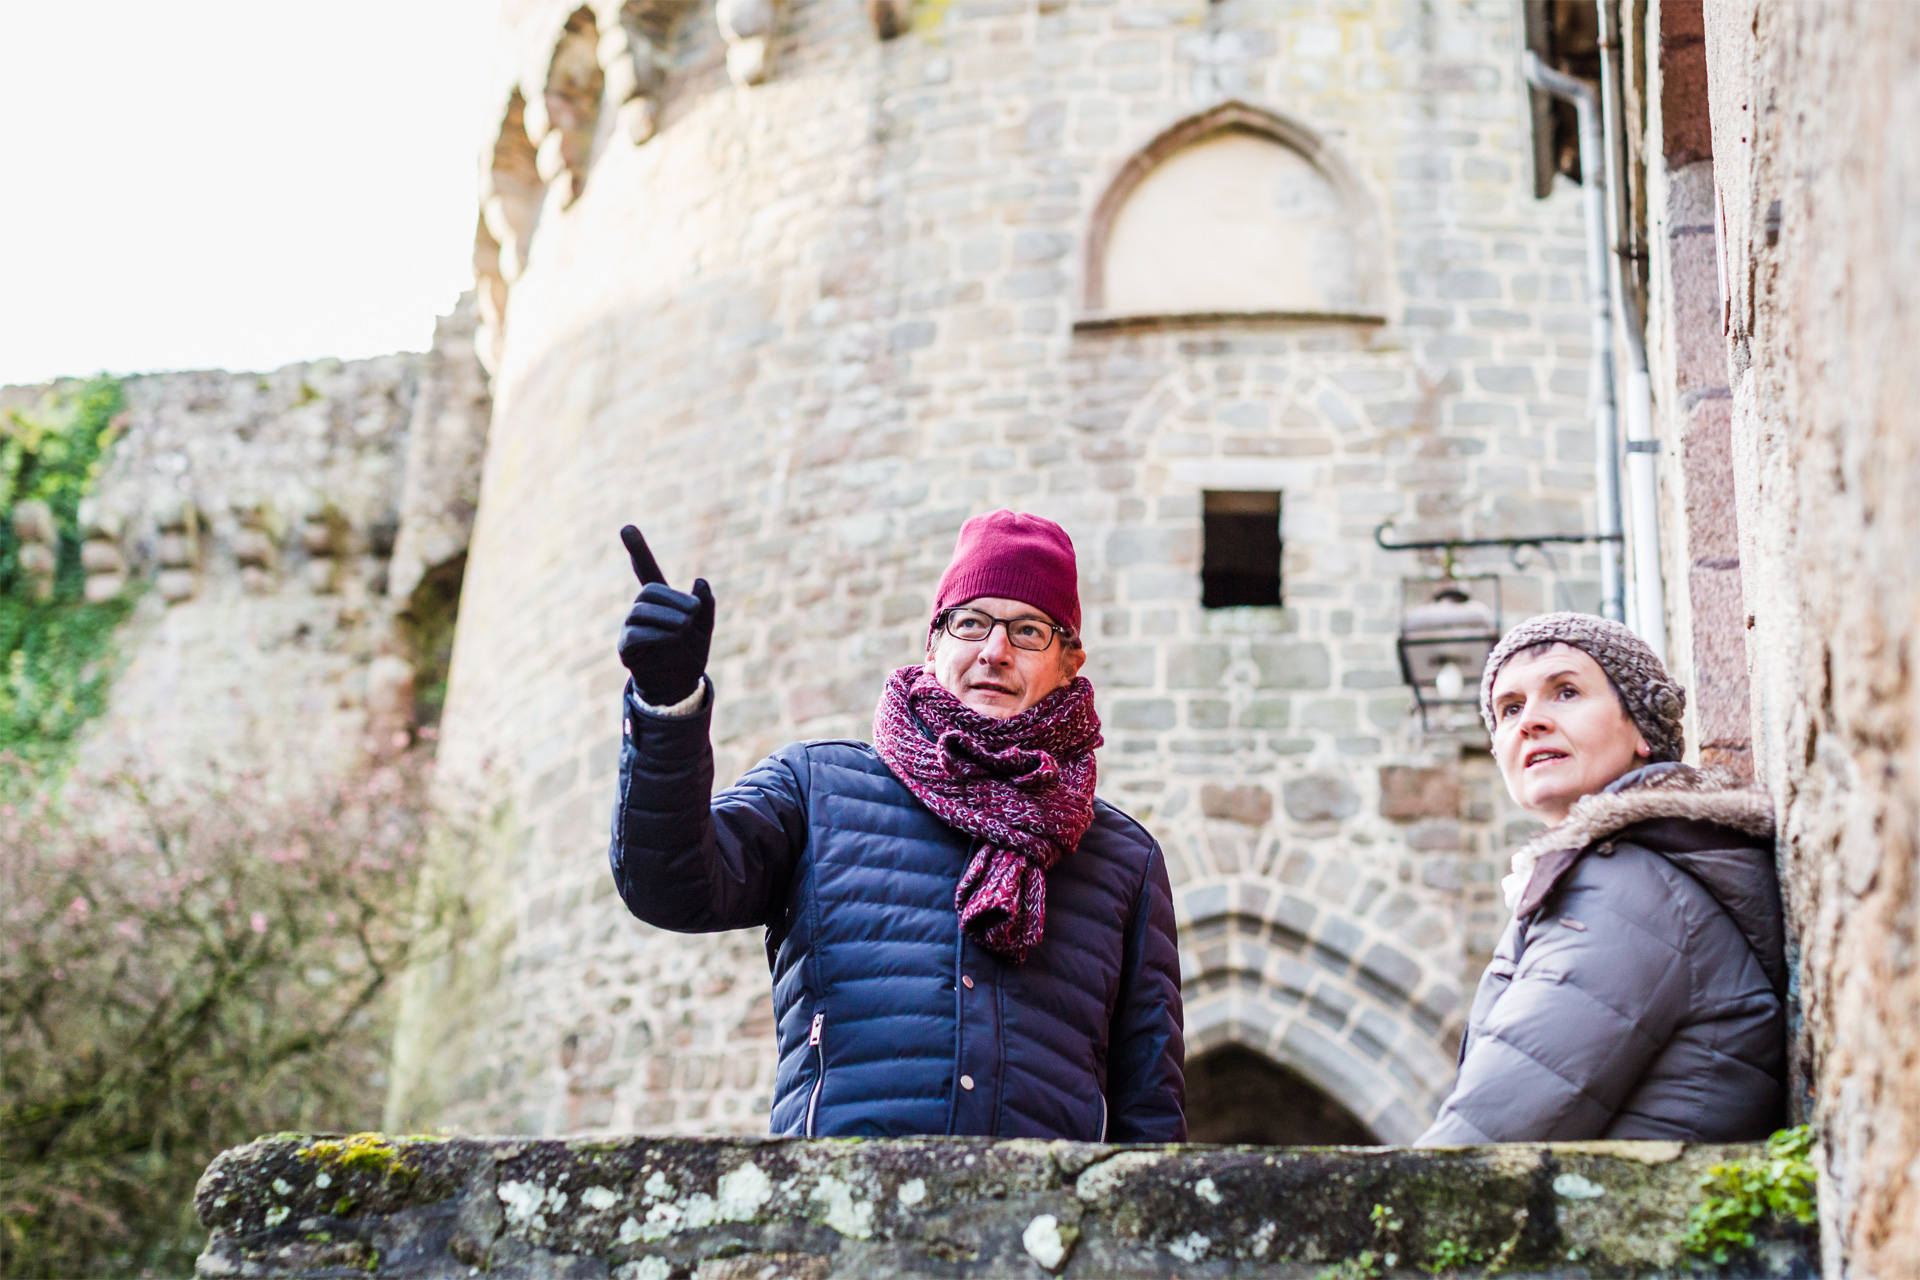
[0,750,439,1276]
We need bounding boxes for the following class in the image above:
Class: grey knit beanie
[1478,612,1687,762]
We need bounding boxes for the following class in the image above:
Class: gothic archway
[1175,878,1461,1142]
[1186,1044,1379,1145]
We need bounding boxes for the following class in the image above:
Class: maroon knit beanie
[932,510,1081,634]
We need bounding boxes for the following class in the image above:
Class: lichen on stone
[193,1135,1818,1278]
[1021,1212,1078,1271]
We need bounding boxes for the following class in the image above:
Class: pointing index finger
[620,524,666,586]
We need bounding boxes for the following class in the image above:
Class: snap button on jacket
[609,685,1186,1141]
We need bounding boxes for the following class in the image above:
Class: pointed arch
[1174,877,1460,1142]
[1082,101,1384,326]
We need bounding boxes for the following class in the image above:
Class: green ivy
[0,377,132,778]
[0,595,134,773]
[1679,1125,1819,1265]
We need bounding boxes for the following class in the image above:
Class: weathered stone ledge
[195,1134,1815,1278]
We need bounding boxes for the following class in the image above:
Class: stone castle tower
[385,0,1604,1142]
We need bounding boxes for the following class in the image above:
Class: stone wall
[1641,0,1750,778]
[387,0,1606,1144]
[1699,2,1920,1275]
[193,1133,1815,1277]
[0,299,490,792]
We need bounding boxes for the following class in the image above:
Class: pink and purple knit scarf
[871,665,1104,964]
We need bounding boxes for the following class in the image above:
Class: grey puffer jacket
[1419,763,1786,1144]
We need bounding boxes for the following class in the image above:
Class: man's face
[926,595,1087,719]
[1490,642,1651,824]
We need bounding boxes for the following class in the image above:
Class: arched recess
[1175,878,1460,1143]
[475,90,543,373]
[537,8,605,205]
[1187,1044,1378,1144]
[1081,101,1384,328]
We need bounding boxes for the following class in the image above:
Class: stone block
[1659,8,1713,165]
[1682,395,1739,563]
[1109,698,1176,730]
[1472,366,1537,395]
[1106,525,1195,567]
[232,527,277,569]
[1300,698,1357,731]
[11,499,54,545]
[1283,774,1360,822]
[1011,230,1073,262]
[1199,784,1272,825]
[1378,765,1458,819]
[1315,857,1360,904]
[83,572,126,603]
[1411,983,1462,1035]
[1312,915,1365,971]
[1356,941,1422,1003]
[157,568,196,602]
[157,532,195,568]
[1688,562,1751,755]
[1405,819,1461,854]
[1250,641,1330,689]
[80,540,125,574]
[1188,698,1229,729]
[1436,270,1501,300]
[1166,642,1230,689]
[1086,645,1155,687]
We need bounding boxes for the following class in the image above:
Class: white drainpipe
[1595,0,1669,665]
[1522,53,1626,626]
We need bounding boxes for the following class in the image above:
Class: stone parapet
[194,1134,1813,1278]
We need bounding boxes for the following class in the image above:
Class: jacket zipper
[805,1012,825,1137]
[1098,1095,1108,1143]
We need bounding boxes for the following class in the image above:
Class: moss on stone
[299,1133,419,1183]
[1678,1126,1819,1266]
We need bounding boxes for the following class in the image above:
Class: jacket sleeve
[1104,840,1187,1142]
[609,679,809,933]
[1418,852,1692,1143]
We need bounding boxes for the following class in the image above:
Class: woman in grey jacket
[1418,613,1787,1144]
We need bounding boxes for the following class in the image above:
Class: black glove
[617,525,714,707]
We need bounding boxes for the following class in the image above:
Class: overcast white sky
[0,1,497,387]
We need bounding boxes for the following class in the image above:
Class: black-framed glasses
[938,607,1071,652]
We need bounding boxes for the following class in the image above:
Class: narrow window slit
[1201,490,1282,608]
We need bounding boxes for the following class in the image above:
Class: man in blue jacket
[609,510,1185,1140]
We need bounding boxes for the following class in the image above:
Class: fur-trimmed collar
[1503,763,1786,993]
[1502,763,1775,915]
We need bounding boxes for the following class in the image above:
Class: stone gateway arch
[385,0,1601,1143]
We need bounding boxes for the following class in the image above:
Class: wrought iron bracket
[1374,522,1623,577]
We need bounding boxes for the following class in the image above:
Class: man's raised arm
[607,526,807,933]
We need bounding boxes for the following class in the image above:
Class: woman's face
[1489,642,1652,824]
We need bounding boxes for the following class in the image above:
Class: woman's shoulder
[1557,840,1700,929]
[1552,774,1787,992]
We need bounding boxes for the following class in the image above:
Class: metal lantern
[1397,576,1501,730]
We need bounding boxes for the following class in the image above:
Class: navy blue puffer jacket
[609,684,1185,1141]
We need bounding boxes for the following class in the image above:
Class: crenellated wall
[387,0,1607,1144]
[0,299,491,792]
